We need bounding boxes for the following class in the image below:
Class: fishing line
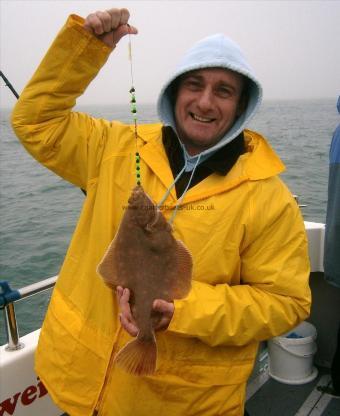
[127,24,140,186]
[127,25,187,225]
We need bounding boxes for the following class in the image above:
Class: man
[323,95,340,396]
[12,8,311,416]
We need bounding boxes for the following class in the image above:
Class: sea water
[0,99,339,345]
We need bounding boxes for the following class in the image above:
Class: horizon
[1,95,338,113]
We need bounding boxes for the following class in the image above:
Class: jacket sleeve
[324,125,340,288]
[11,14,114,190]
[168,183,311,347]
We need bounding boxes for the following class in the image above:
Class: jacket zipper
[93,327,123,415]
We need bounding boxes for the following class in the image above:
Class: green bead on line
[130,86,139,182]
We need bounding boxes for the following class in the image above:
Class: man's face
[174,68,245,155]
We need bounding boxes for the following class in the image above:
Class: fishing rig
[127,25,141,187]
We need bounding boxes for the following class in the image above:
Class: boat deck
[246,364,340,416]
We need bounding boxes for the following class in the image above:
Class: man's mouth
[190,112,216,123]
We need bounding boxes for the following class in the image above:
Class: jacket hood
[157,34,263,165]
[337,95,340,114]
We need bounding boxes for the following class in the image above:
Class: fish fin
[169,240,193,299]
[97,237,121,288]
[114,335,157,376]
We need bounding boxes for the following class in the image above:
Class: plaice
[97,185,193,375]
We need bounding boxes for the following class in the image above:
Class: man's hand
[151,299,175,332]
[116,287,138,336]
[116,286,175,337]
[84,8,137,48]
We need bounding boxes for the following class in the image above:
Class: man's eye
[217,87,232,97]
[184,80,202,90]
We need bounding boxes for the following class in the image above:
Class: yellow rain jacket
[12,15,311,416]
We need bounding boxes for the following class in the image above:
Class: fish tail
[114,334,157,376]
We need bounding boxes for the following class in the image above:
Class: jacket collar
[162,126,246,176]
[131,124,285,205]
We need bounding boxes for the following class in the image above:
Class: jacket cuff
[66,14,115,53]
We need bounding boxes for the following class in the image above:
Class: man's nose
[197,87,214,112]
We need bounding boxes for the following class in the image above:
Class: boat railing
[0,276,57,351]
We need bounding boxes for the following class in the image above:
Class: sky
[1,0,339,109]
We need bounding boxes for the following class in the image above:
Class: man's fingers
[118,288,134,321]
[116,287,138,337]
[116,286,123,300]
[152,299,174,331]
[150,309,162,327]
[116,290,173,335]
[84,8,137,47]
[85,12,110,35]
[107,9,122,29]
[119,8,130,26]
[127,25,138,35]
[84,13,104,35]
[119,312,138,337]
[121,288,131,316]
[84,8,129,34]
[153,299,174,315]
[95,10,112,33]
[104,7,129,27]
[111,24,137,45]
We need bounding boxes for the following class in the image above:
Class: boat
[1,73,339,416]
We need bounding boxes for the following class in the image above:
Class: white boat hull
[0,330,62,415]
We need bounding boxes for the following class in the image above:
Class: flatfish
[97,185,193,376]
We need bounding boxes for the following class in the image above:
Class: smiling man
[174,68,245,155]
[12,7,311,416]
